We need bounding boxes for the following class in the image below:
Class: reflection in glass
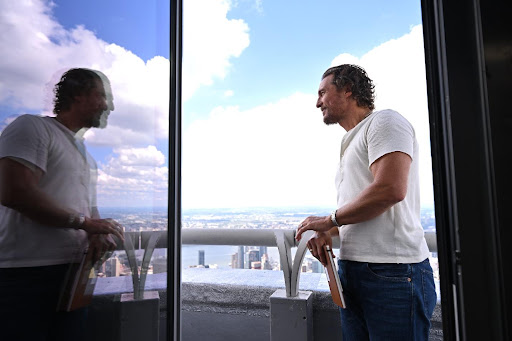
[0,1,170,340]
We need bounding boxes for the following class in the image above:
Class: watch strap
[68,213,86,230]
[331,209,341,227]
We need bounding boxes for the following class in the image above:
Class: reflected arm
[0,157,72,227]
[0,157,124,240]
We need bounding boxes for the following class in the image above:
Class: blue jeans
[337,258,437,341]
[0,265,88,341]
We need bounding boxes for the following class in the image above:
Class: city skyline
[100,205,437,273]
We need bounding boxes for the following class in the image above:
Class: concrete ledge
[90,269,442,341]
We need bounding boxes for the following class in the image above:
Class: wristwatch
[330,209,341,227]
[68,213,86,230]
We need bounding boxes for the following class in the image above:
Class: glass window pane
[0,1,170,339]
[181,0,441,339]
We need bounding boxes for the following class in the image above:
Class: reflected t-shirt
[0,115,93,267]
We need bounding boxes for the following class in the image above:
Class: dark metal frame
[169,0,182,340]
[421,0,511,339]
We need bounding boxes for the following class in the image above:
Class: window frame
[169,0,183,340]
[421,0,510,339]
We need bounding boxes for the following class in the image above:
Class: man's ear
[341,85,352,98]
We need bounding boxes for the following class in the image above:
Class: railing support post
[274,231,294,296]
[274,230,314,297]
[270,289,313,341]
[120,291,160,341]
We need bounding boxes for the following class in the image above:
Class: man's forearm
[0,158,78,228]
[3,186,78,228]
[334,181,402,226]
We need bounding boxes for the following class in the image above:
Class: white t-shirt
[0,115,93,267]
[335,109,430,263]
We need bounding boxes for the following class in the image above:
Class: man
[0,68,124,341]
[296,64,436,340]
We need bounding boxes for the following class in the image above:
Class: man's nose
[316,98,322,108]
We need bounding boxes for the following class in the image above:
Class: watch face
[78,214,86,225]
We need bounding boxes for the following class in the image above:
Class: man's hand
[88,234,117,264]
[296,215,333,241]
[0,158,126,242]
[82,218,124,242]
[306,231,332,266]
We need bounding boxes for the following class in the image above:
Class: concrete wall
[87,269,443,340]
[181,280,442,341]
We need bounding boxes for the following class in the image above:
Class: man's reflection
[0,68,123,341]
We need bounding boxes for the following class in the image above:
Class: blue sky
[183,0,423,122]
[52,0,170,61]
[0,0,431,209]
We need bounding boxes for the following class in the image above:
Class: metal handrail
[118,229,437,298]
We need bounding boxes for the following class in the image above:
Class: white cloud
[0,0,251,207]
[183,25,435,208]
[96,146,168,207]
[0,0,168,147]
[183,93,341,209]
[224,90,234,97]
[112,145,165,167]
[0,0,67,110]
[0,0,250,147]
[252,0,264,13]
[182,0,250,101]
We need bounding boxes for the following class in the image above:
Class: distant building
[237,246,245,269]
[301,256,324,274]
[259,246,267,261]
[251,261,262,270]
[245,249,260,269]
[106,257,122,277]
[231,253,239,269]
[152,257,167,274]
[198,250,205,266]
[311,259,323,273]
[261,253,272,270]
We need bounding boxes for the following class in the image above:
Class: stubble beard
[322,111,338,126]
[97,111,110,129]
[323,118,337,126]
[89,110,110,129]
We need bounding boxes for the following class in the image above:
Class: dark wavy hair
[53,68,102,115]
[322,64,375,110]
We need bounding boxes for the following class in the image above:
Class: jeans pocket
[366,263,412,282]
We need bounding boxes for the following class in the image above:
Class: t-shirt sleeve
[0,115,50,173]
[367,110,415,166]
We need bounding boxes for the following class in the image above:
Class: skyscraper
[246,249,260,269]
[237,245,245,269]
[198,250,205,266]
[231,253,239,269]
[259,246,267,261]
